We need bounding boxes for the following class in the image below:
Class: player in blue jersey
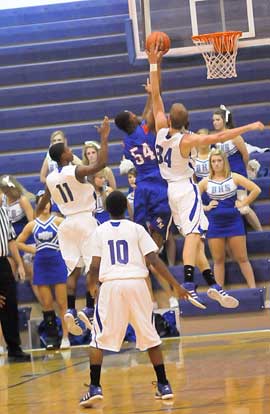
[115,74,178,307]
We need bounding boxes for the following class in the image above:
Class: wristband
[150,63,158,72]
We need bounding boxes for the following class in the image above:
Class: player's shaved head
[106,191,127,218]
[169,103,189,130]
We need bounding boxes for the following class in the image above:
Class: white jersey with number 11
[46,165,96,216]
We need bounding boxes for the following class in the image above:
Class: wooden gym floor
[1,330,270,414]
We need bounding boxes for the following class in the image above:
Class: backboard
[128,0,270,59]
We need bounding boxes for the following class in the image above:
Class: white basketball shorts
[168,178,208,236]
[90,278,161,352]
[57,212,97,275]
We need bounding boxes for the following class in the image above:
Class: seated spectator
[126,167,137,220]
[0,175,40,297]
[82,141,116,189]
[199,149,261,288]
[93,170,113,224]
[193,129,211,182]
[16,192,69,350]
[40,130,82,184]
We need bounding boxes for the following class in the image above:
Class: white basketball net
[192,31,242,79]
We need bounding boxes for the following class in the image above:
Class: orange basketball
[145,31,171,54]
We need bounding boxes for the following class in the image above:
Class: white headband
[1,176,15,188]
[220,104,230,123]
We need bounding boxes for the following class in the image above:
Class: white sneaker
[60,337,70,349]
[64,309,83,336]
[169,296,179,308]
[207,284,239,308]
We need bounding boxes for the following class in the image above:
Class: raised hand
[249,121,264,131]
[142,77,152,94]
[96,116,110,139]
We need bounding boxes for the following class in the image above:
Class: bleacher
[0,0,269,335]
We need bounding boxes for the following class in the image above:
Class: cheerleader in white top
[147,43,264,308]
[17,194,69,349]
[92,169,113,224]
[213,106,262,231]
[199,149,261,288]
[40,130,82,184]
[193,130,211,207]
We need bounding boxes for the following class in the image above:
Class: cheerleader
[212,106,262,231]
[199,149,261,288]
[17,192,69,349]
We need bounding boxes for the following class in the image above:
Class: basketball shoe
[182,282,207,309]
[78,307,94,330]
[79,384,103,408]
[207,284,239,308]
[64,309,83,335]
[154,381,174,400]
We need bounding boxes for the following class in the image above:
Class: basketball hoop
[192,31,242,79]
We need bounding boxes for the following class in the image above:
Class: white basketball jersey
[46,165,96,216]
[155,128,194,182]
[92,219,158,282]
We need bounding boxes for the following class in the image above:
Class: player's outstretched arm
[146,44,167,132]
[183,121,264,155]
[76,116,110,180]
[146,252,190,300]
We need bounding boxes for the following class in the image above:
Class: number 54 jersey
[92,219,159,282]
[46,165,96,216]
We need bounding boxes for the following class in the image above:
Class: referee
[0,205,30,362]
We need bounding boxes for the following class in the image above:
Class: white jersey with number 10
[92,219,159,282]
[46,165,96,216]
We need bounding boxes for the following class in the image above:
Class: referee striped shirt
[0,206,16,257]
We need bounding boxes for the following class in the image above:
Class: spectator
[82,141,116,189]
[40,130,82,184]
[0,175,40,300]
[92,169,113,224]
[126,167,137,220]
[199,149,261,287]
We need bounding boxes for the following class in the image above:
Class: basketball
[145,31,171,54]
